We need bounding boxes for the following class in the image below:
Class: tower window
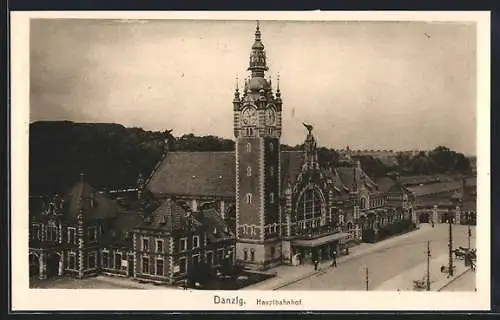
[247,166,252,177]
[246,142,251,153]
[244,249,248,261]
[246,193,252,204]
[269,142,274,151]
[270,192,275,204]
[250,249,255,261]
[269,166,274,176]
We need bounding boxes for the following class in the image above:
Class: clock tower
[233,22,283,269]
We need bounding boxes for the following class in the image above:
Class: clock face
[242,106,257,125]
[265,108,276,126]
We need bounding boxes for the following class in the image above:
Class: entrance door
[29,253,39,277]
[46,253,61,278]
[128,255,134,277]
[419,213,429,223]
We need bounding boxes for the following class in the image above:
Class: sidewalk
[374,253,471,291]
[94,275,180,290]
[244,225,434,290]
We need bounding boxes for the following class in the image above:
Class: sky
[30,19,477,155]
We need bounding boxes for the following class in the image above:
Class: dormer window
[159,215,167,224]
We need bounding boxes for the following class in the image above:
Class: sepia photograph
[11,11,490,311]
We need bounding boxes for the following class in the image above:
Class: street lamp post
[426,240,431,291]
[448,209,454,277]
[468,219,472,250]
[365,267,369,291]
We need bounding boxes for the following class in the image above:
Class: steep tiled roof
[63,178,119,221]
[280,151,304,191]
[136,198,200,232]
[147,151,306,198]
[406,181,461,197]
[374,177,397,192]
[146,152,235,197]
[194,207,234,243]
[335,166,377,191]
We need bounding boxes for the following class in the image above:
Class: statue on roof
[302,122,313,135]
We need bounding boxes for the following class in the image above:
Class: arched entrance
[419,212,430,223]
[29,253,39,277]
[46,252,62,278]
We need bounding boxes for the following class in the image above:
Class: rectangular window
[115,253,122,270]
[142,237,149,251]
[193,254,200,269]
[88,252,97,269]
[31,224,40,240]
[68,253,76,270]
[206,251,213,265]
[88,226,97,242]
[102,252,109,269]
[247,166,252,177]
[180,238,187,251]
[193,235,200,249]
[156,239,163,253]
[179,258,187,274]
[217,248,224,263]
[246,143,251,153]
[68,227,76,244]
[47,225,57,241]
[156,258,164,276]
[142,256,150,274]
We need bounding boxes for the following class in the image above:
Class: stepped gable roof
[146,152,235,198]
[406,181,461,197]
[194,207,234,243]
[136,198,201,232]
[63,176,119,221]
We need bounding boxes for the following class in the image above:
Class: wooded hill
[29,121,472,195]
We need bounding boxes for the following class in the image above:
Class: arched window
[247,166,252,177]
[296,187,323,225]
[246,193,252,204]
[360,198,367,210]
[269,192,275,204]
[246,143,251,153]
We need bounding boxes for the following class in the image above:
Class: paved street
[30,275,179,290]
[279,224,476,291]
[440,269,476,292]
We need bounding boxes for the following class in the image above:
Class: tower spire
[248,21,268,78]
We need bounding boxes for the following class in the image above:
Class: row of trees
[30,121,473,195]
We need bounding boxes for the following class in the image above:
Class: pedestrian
[313,259,319,271]
[332,250,337,267]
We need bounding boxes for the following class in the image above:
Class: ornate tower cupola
[248,21,268,78]
[234,21,283,270]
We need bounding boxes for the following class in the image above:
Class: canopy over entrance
[291,232,348,248]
